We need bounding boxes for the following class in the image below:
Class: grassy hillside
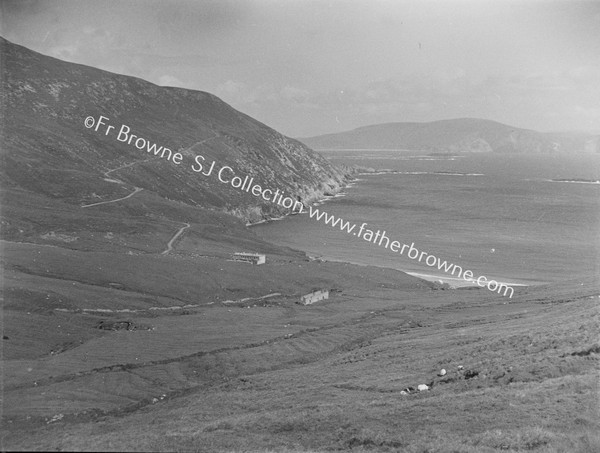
[301,118,600,154]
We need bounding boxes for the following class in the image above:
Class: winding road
[161,222,191,255]
[81,134,219,250]
[83,134,219,209]
[182,133,220,153]
[81,158,157,208]
[81,187,143,208]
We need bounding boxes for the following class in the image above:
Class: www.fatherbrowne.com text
[303,205,514,298]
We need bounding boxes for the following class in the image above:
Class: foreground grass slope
[3,265,598,451]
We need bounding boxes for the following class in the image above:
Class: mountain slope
[300,118,599,154]
[0,37,347,222]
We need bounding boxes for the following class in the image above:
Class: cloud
[216,81,315,106]
[157,75,185,87]
[45,26,123,66]
[154,0,251,36]
[215,80,250,102]
[280,86,310,103]
[48,43,78,61]
[214,80,273,106]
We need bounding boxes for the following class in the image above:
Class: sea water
[253,151,600,287]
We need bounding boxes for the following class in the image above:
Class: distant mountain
[300,118,599,154]
[0,37,347,223]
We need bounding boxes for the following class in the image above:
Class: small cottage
[300,289,329,305]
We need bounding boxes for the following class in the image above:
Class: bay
[253,152,600,288]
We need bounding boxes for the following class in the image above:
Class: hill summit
[300,118,599,154]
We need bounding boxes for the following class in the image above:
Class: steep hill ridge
[1,37,347,222]
[301,118,599,154]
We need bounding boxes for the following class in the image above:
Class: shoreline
[246,173,355,227]
[307,255,536,289]
[404,270,534,288]
[248,171,540,291]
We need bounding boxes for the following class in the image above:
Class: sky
[2,0,600,137]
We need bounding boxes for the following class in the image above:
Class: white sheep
[417,384,429,391]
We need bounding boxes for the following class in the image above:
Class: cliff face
[300,118,600,154]
[0,37,346,222]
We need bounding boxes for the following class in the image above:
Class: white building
[232,252,266,265]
